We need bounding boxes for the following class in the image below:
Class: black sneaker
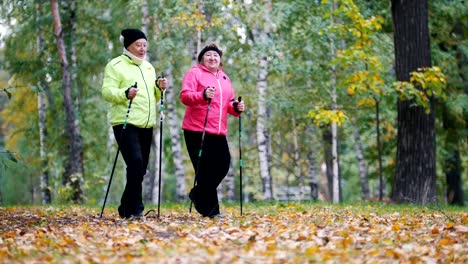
[118,207,131,218]
[132,211,144,217]
[208,214,222,219]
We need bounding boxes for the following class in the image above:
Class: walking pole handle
[124,82,136,128]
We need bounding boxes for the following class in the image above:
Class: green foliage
[394,66,447,114]
[0,150,33,205]
[0,0,465,205]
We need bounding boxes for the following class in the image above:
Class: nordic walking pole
[189,87,213,213]
[238,96,243,216]
[100,82,136,218]
[157,73,166,218]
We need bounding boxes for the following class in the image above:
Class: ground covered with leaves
[0,203,467,263]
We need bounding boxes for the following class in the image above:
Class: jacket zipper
[215,72,223,135]
[137,65,151,128]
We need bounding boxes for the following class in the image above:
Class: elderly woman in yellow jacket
[102,28,167,218]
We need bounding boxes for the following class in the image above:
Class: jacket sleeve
[102,62,128,104]
[154,84,162,102]
[180,69,205,106]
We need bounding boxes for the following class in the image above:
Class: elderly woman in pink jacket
[180,43,245,218]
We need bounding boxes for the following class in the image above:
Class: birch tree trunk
[253,0,273,201]
[51,0,84,203]
[375,99,385,200]
[292,117,304,200]
[224,163,235,201]
[140,1,157,203]
[101,112,118,204]
[217,179,224,201]
[144,134,157,203]
[322,128,333,201]
[306,126,318,200]
[38,90,51,204]
[36,2,51,205]
[165,68,187,202]
[66,0,78,98]
[329,0,340,204]
[256,56,273,200]
[38,87,51,204]
[352,122,370,201]
[391,0,436,204]
[150,130,162,204]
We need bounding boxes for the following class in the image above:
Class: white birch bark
[224,163,235,201]
[36,2,51,204]
[306,126,318,200]
[254,0,273,201]
[256,56,272,200]
[100,110,119,205]
[217,180,224,201]
[165,68,187,202]
[140,2,157,203]
[352,122,370,200]
[330,0,340,203]
[292,117,304,199]
[150,129,163,204]
[38,90,51,204]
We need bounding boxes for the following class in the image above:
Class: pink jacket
[180,64,240,136]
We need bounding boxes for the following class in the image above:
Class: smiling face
[201,50,221,72]
[127,38,147,59]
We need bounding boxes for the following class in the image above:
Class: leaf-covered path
[1,204,467,263]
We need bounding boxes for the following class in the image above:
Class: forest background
[0,0,466,208]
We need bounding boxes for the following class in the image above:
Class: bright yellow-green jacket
[102,54,161,128]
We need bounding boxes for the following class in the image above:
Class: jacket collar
[122,48,145,65]
[197,64,221,75]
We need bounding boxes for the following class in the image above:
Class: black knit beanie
[121,29,147,49]
[197,44,223,63]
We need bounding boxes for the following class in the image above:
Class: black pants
[184,130,230,217]
[113,124,153,217]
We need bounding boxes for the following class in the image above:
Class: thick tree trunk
[391,0,436,204]
[51,0,84,203]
